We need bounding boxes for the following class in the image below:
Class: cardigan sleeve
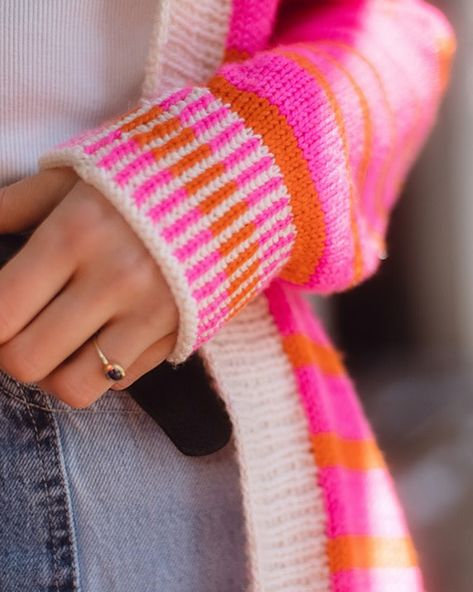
[37,0,456,364]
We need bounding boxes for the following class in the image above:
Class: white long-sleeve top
[0,0,157,187]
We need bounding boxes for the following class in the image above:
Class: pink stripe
[159,87,193,111]
[260,214,293,240]
[259,257,285,286]
[265,282,371,438]
[143,183,186,215]
[259,217,293,248]
[252,195,288,225]
[85,128,122,155]
[284,285,334,346]
[210,121,245,152]
[319,467,409,538]
[300,369,372,438]
[162,209,203,244]
[131,107,235,213]
[192,270,227,302]
[246,177,284,208]
[166,177,283,296]
[235,156,273,187]
[226,0,279,55]
[97,139,139,170]
[191,106,229,136]
[186,250,222,283]
[199,273,263,334]
[222,137,261,171]
[259,231,294,264]
[179,93,215,124]
[160,205,203,242]
[174,228,213,260]
[135,122,242,218]
[192,230,292,316]
[152,147,279,248]
[175,206,291,271]
[197,289,229,319]
[134,173,179,208]
[199,304,230,333]
[332,567,424,591]
[114,151,157,187]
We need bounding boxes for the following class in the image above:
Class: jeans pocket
[0,368,79,592]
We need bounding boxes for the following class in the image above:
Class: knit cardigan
[38,0,456,590]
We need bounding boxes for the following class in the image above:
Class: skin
[0,167,179,408]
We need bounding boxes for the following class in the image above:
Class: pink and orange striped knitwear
[38,0,456,590]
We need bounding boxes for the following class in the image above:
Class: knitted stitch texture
[38,0,456,590]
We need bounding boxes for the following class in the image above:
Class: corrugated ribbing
[201,293,331,592]
[39,87,295,362]
[141,0,232,99]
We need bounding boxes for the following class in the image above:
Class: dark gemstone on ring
[106,364,125,381]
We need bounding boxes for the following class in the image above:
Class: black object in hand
[126,353,233,457]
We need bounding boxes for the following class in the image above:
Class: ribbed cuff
[38,86,295,363]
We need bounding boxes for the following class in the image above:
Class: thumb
[0,167,78,233]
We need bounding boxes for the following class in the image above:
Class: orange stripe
[328,536,418,571]
[224,48,251,63]
[120,104,165,133]
[208,75,325,286]
[225,240,259,278]
[227,270,260,317]
[199,180,238,215]
[278,48,363,285]
[437,34,456,95]
[311,433,385,470]
[170,144,213,177]
[210,201,249,236]
[146,128,196,164]
[133,117,184,148]
[185,162,226,195]
[220,223,255,257]
[282,333,345,376]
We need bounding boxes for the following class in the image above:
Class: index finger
[0,167,77,233]
[0,220,74,344]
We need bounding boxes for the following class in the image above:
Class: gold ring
[93,335,126,381]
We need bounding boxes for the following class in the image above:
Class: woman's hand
[0,167,179,407]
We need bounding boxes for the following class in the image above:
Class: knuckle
[109,255,156,295]
[59,195,109,251]
[58,214,90,253]
[65,184,112,230]
[126,258,157,290]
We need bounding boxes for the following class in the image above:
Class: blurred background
[318,2,471,590]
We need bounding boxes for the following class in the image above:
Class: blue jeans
[0,368,247,591]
